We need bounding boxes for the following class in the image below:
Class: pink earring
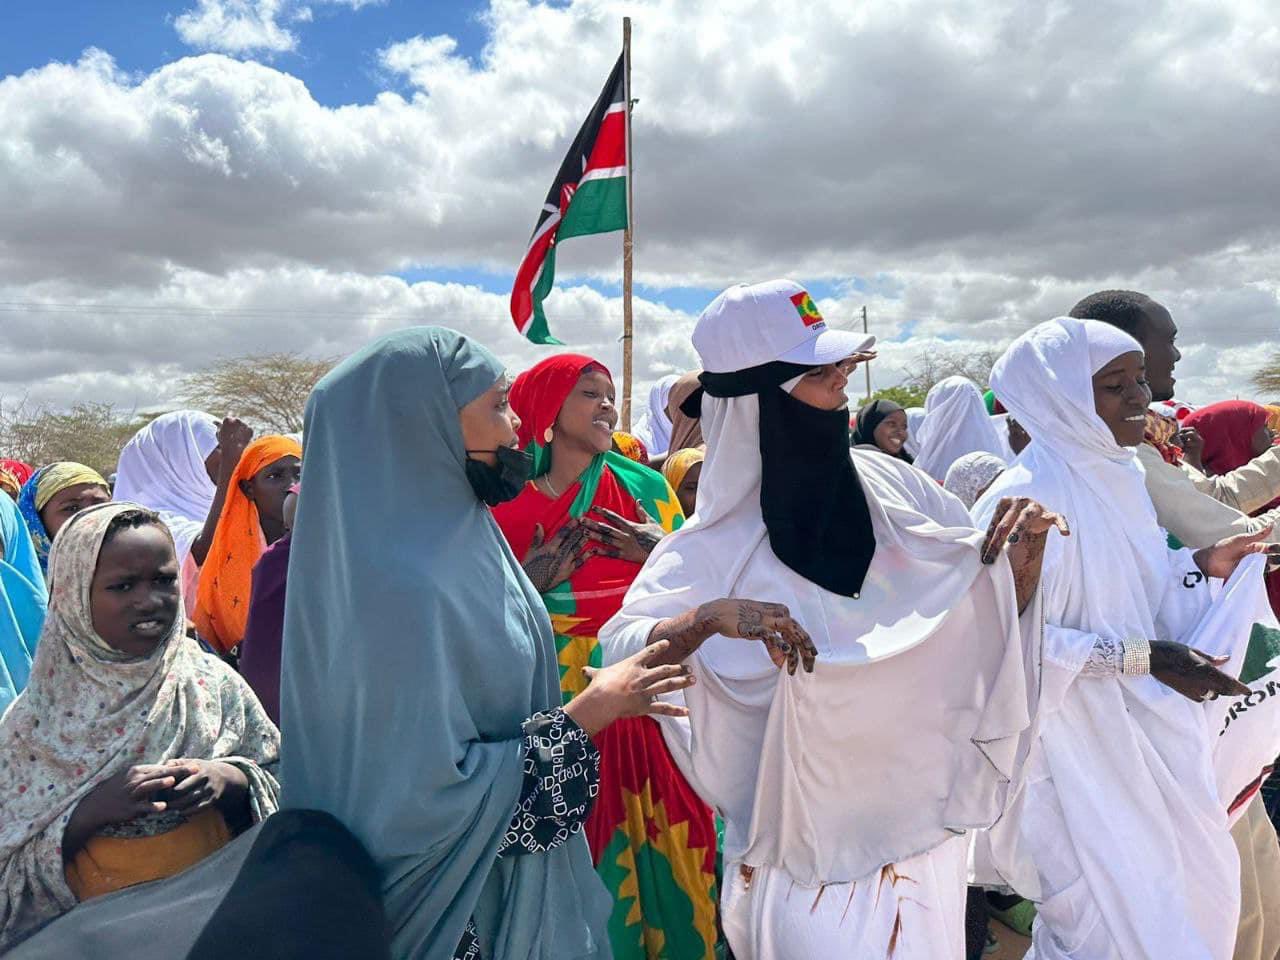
[543,427,554,444]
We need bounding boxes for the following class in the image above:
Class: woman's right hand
[64,764,177,858]
[564,640,696,736]
[697,598,817,674]
[1150,640,1251,702]
[522,521,604,593]
[216,417,254,475]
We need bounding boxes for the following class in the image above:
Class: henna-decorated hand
[521,521,604,593]
[582,504,665,564]
[980,497,1071,615]
[1194,527,1278,581]
[565,640,696,735]
[697,598,818,675]
[1150,640,1251,702]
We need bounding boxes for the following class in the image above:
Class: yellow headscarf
[661,446,706,493]
[1267,406,1280,435]
[33,462,107,511]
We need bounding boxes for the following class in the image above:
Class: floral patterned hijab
[0,502,279,950]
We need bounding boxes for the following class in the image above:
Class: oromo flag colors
[790,290,824,327]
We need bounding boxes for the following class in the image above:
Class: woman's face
[554,369,617,454]
[459,378,522,467]
[790,359,856,411]
[676,461,702,517]
[1252,422,1276,458]
[1092,351,1151,447]
[90,522,180,658]
[40,483,111,539]
[872,410,909,455]
[239,456,302,525]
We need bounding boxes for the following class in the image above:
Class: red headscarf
[1183,401,1271,476]
[509,354,611,449]
[0,460,34,487]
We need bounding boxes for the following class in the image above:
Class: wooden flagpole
[621,16,635,432]
[862,304,872,402]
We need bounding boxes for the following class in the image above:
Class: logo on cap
[790,291,824,328]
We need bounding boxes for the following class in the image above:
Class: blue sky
[0,1,489,106]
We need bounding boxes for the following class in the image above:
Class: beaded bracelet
[1122,637,1152,676]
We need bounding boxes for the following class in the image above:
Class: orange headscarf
[194,436,301,654]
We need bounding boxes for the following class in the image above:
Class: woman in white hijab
[914,376,1007,482]
[974,317,1267,960]
[113,412,254,615]
[632,374,679,461]
[601,280,1066,960]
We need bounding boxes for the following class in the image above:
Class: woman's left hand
[980,497,1071,615]
[163,759,249,815]
[1194,528,1279,580]
[583,505,665,563]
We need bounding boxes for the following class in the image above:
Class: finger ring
[1007,533,1020,544]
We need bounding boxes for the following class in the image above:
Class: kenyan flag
[511,54,629,344]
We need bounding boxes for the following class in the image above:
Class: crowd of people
[2,281,1280,960]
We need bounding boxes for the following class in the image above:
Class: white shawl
[600,387,1033,886]
[112,411,219,567]
[974,316,1239,959]
[632,375,679,459]
[914,376,1006,481]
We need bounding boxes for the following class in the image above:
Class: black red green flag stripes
[511,54,628,344]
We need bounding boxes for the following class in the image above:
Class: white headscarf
[112,411,219,567]
[903,405,926,457]
[914,376,1006,481]
[632,375,679,458]
[973,317,1239,958]
[943,452,1006,508]
[601,311,1032,886]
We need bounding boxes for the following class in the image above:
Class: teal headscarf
[0,493,48,713]
[279,328,610,960]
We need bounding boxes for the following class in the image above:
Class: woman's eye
[109,583,132,593]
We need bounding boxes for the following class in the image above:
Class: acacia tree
[1251,350,1280,398]
[180,352,335,434]
[0,400,153,476]
[899,346,1006,395]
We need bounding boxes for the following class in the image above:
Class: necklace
[539,474,560,498]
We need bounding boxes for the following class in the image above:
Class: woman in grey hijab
[279,326,691,960]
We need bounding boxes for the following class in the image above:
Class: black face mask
[465,444,533,506]
[757,386,876,598]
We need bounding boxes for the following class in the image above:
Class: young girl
[17,463,111,576]
[194,437,301,655]
[0,502,279,950]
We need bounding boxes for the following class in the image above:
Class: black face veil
[691,361,877,598]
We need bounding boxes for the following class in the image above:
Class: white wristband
[1122,637,1151,676]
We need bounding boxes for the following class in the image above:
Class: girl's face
[1092,351,1151,447]
[554,369,617,454]
[790,360,854,411]
[40,483,111,539]
[239,456,302,525]
[676,461,702,517]
[90,523,180,658]
[872,410,909,455]
[459,377,521,466]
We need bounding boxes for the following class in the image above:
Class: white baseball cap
[692,279,876,374]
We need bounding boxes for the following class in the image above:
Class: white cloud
[174,0,301,54]
[2,0,1278,415]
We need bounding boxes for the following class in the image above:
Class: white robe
[602,390,1035,960]
[913,376,1007,482]
[974,317,1243,960]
